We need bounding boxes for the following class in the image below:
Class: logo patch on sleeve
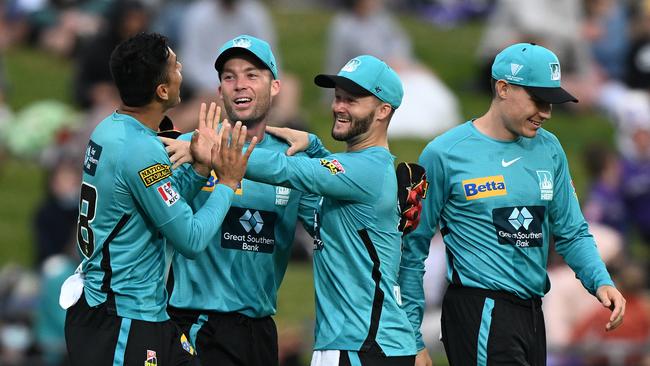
[320,159,345,174]
[157,182,179,206]
[462,175,507,200]
[83,140,102,176]
[139,163,172,187]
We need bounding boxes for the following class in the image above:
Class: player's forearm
[161,184,234,258]
[398,265,427,350]
[173,164,209,201]
[556,235,615,295]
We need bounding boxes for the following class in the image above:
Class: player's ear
[270,79,281,98]
[156,83,169,102]
[375,102,393,122]
[495,79,509,100]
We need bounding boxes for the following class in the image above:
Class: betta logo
[462,175,507,200]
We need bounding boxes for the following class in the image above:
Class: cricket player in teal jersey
[399,43,626,366]
[63,32,255,365]
[160,35,320,366]
[237,55,417,366]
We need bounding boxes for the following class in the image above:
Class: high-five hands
[209,120,257,191]
[159,102,223,171]
[189,102,222,174]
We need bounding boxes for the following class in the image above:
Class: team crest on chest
[536,170,553,200]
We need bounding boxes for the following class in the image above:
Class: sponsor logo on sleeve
[492,206,545,248]
[83,140,102,176]
[320,159,345,175]
[536,170,553,200]
[157,182,179,207]
[139,163,172,187]
[462,175,507,200]
[221,207,277,253]
[202,170,243,195]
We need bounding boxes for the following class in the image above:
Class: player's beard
[331,110,374,142]
[222,95,271,129]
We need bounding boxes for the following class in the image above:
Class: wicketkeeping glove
[396,162,428,236]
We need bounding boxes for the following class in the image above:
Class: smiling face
[330,87,381,142]
[218,53,279,127]
[498,81,552,139]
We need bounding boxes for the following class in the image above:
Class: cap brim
[214,48,258,73]
[524,86,578,104]
[314,74,372,96]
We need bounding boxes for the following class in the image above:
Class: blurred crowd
[0,0,649,365]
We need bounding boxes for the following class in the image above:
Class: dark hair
[109,32,170,107]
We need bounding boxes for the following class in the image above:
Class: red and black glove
[396,162,428,236]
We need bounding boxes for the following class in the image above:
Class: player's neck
[346,130,388,152]
[117,104,165,132]
[245,121,266,143]
[473,108,517,141]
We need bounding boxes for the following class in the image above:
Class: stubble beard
[331,110,374,142]
[223,98,270,129]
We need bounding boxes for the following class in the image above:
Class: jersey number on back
[77,182,97,258]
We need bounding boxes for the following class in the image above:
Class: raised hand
[265,126,309,156]
[188,102,223,176]
[211,121,258,191]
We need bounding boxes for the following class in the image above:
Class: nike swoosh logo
[501,157,522,167]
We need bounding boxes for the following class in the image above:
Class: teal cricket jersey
[399,121,614,349]
[78,112,233,322]
[245,137,417,356]
[168,133,320,318]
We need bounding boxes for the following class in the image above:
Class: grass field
[0,7,615,364]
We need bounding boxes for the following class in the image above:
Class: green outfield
[0,8,615,365]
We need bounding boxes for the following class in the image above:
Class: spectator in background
[0,265,40,366]
[476,0,601,108]
[626,0,650,90]
[619,113,650,275]
[324,0,462,138]
[583,0,629,82]
[544,223,624,357]
[570,262,650,366]
[171,0,305,133]
[73,0,150,111]
[23,0,107,56]
[33,153,82,266]
[35,242,78,366]
[179,0,275,97]
[582,143,626,236]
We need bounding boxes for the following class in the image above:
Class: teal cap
[315,55,403,109]
[491,43,577,104]
[214,35,278,79]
